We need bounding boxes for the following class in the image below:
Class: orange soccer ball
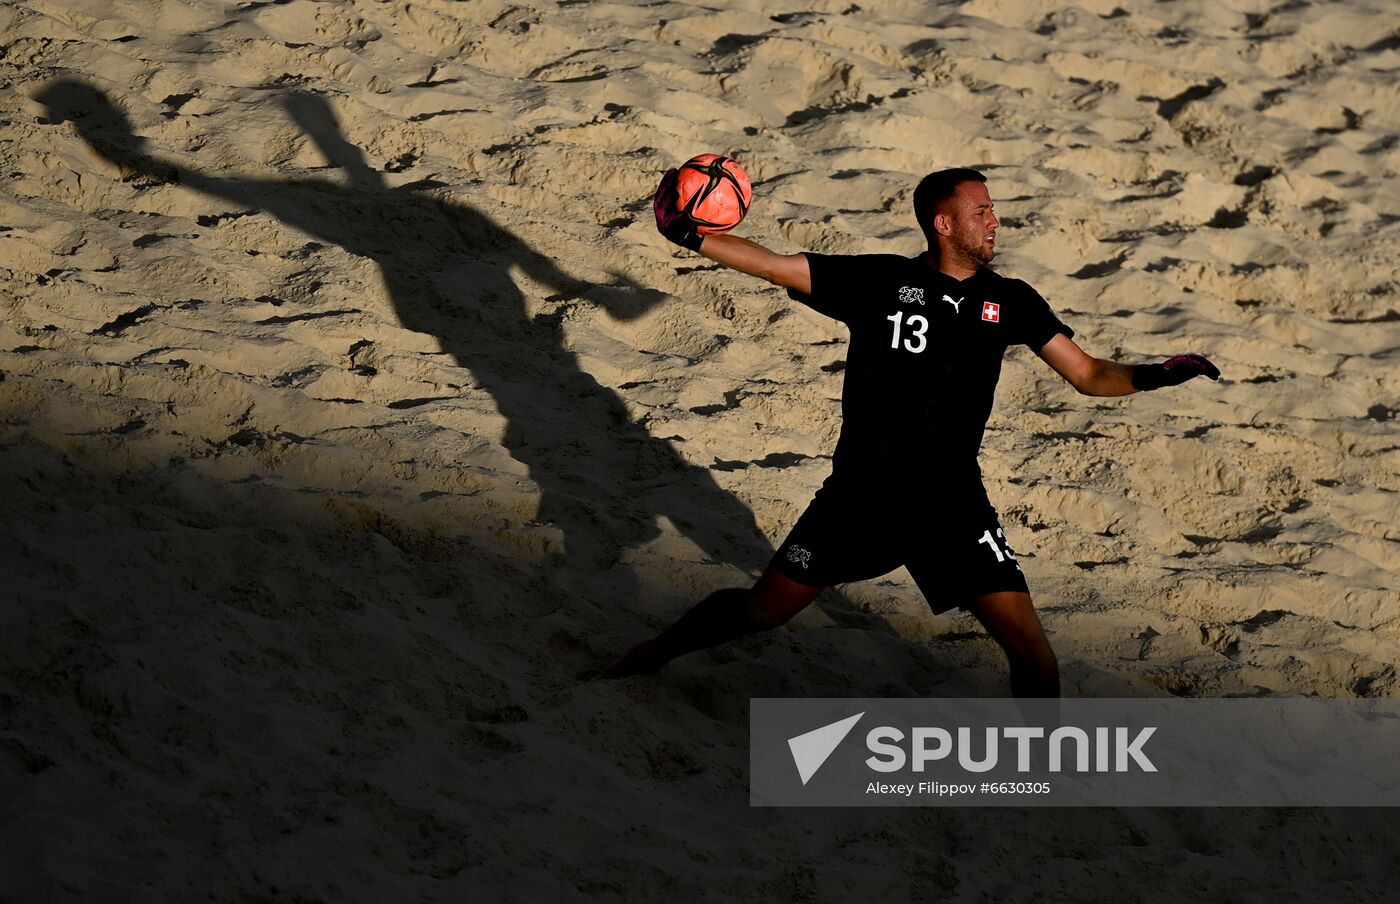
[673,153,753,235]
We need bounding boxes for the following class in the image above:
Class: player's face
[944,181,999,265]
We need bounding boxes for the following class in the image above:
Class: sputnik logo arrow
[787,712,865,785]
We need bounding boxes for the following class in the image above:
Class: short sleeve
[785,253,873,323]
[1014,281,1074,351]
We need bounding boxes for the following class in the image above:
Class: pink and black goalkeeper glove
[1131,354,1221,391]
[652,168,705,252]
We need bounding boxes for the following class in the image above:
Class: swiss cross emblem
[982,301,1001,322]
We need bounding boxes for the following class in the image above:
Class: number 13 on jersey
[887,311,928,353]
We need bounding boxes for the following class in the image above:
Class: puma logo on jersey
[898,286,925,305]
[943,294,963,313]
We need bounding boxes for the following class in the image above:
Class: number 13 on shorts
[977,527,1021,569]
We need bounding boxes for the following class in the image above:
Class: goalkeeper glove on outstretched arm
[652,168,705,252]
[1131,354,1221,391]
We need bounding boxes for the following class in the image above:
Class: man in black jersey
[602,167,1219,696]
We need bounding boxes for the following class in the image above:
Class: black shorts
[769,481,1029,613]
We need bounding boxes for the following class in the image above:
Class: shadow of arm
[441,198,668,322]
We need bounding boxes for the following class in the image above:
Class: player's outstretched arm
[1038,334,1220,397]
[654,168,811,295]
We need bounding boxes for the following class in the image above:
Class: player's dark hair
[913,168,987,242]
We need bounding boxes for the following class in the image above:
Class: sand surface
[2,0,1398,899]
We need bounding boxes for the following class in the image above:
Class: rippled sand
[2,0,1397,898]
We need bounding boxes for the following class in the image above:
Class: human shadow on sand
[35,79,895,650]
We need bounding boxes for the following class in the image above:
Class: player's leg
[907,490,1060,697]
[967,590,1060,698]
[602,483,889,678]
[600,567,823,678]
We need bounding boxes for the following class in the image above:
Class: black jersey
[789,252,1072,488]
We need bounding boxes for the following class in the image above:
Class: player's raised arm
[653,163,811,296]
[698,234,811,295]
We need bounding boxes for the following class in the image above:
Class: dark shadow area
[5,425,1392,900]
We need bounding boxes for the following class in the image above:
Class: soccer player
[602,167,1219,696]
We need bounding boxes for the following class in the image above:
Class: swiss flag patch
[982,301,1000,322]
